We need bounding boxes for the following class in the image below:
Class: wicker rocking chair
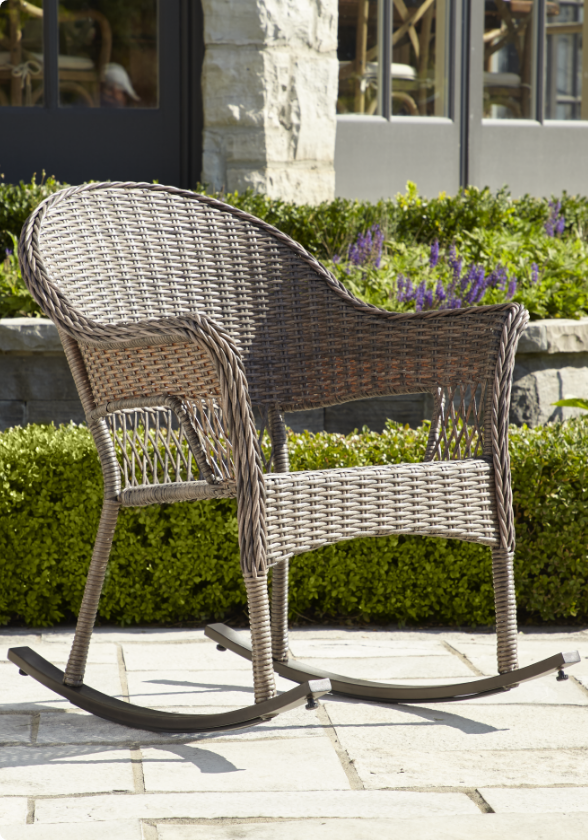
[9,182,579,733]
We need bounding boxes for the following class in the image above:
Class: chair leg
[63,499,120,687]
[267,407,290,663]
[271,561,290,663]
[244,572,277,704]
[491,547,519,673]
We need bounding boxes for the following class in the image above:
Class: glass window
[337,0,380,114]
[0,0,44,107]
[391,0,448,117]
[337,0,449,117]
[58,1,158,108]
[483,0,538,120]
[545,0,587,120]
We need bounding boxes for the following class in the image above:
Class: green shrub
[1,419,586,628]
[0,234,44,318]
[2,178,588,320]
[0,174,62,253]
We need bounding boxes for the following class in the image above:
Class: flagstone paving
[1,625,587,839]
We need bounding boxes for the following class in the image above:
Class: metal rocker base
[7,646,331,734]
[205,624,581,704]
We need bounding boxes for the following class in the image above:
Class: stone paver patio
[1,625,588,839]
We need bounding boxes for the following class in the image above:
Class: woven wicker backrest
[25,182,510,418]
[31,182,333,352]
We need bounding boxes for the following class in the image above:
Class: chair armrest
[57,314,268,577]
[266,300,528,413]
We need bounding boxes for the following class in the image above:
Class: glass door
[335,0,465,199]
[0,0,191,186]
[468,0,588,195]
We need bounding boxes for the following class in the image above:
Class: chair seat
[265,458,500,565]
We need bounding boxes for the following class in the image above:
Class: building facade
[0,0,587,200]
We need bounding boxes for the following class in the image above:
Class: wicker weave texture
[264,459,499,566]
[24,182,515,412]
[19,182,529,681]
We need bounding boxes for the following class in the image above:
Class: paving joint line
[116,643,147,795]
[26,798,35,825]
[141,822,159,840]
[442,641,484,676]
[315,702,364,790]
[467,789,494,813]
[30,713,40,744]
[570,674,588,699]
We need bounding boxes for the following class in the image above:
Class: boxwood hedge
[1,418,586,628]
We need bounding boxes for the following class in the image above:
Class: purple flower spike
[545,200,565,238]
[423,289,433,309]
[531,262,539,284]
[348,224,384,269]
[507,278,517,299]
[5,248,13,257]
[332,254,340,264]
[415,280,426,311]
[435,279,446,303]
[429,239,439,269]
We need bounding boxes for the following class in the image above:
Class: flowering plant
[330,228,523,313]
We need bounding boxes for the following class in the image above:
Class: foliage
[1,418,587,628]
[212,182,588,321]
[0,174,62,253]
[0,234,43,318]
[554,397,588,411]
[3,177,588,320]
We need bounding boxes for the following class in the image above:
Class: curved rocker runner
[7,646,330,733]
[206,624,581,704]
[8,182,579,733]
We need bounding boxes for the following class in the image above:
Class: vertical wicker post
[63,499,120,686]
[491,548,519,673]
[59,332,123,687]
[244,573,277,704]
[267,407,290,663]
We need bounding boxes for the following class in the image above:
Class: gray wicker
[14,180,573,728]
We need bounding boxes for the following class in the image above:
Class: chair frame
[8,181,579,733]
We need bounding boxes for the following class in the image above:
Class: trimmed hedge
[1,419,587,628]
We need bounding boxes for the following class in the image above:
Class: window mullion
[43,0,59,110]
[379,0,392,119]
[536,0,546,123]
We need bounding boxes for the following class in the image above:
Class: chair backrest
[28,182,319,326]
[24,182,362,404]
[22,181,511,422]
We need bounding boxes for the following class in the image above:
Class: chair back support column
[267,407,290,663]
[488,304,529,673]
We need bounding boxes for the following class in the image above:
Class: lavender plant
[333,230,523,313]
[545,200,565,237]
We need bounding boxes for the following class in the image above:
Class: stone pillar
[201,0,339,203]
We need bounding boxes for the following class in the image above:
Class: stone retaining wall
[1,317,587,433]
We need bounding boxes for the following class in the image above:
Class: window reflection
[483,0,537,120]
[0,0,44,107]
[391,0,448,117]
[545,0,587,120]
[59,0,158,108]
[337,0,379,114]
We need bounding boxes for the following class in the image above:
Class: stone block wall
[512,318,588,426]
[200,0,339,203]
[1,318,587,434]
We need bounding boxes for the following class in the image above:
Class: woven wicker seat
[9,182,579,732]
